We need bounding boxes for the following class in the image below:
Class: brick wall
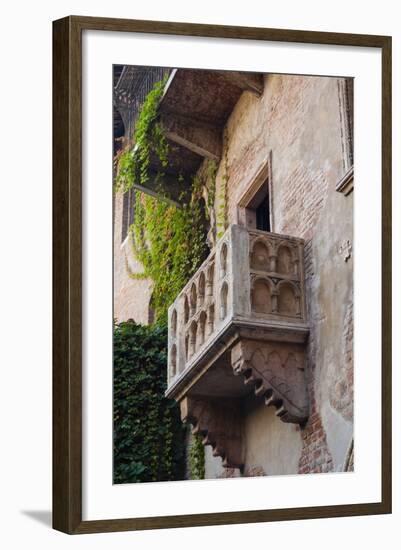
[329,299,353,422]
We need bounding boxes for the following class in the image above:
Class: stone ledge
[335,166,354,196]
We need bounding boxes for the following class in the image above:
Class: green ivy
[205,160,218,221]
[130,181,208,324]
[113,321,186,483]
[115,78,209,324]
[216,130,229,239]
[115,77,169,192]
[114,78,207,478]
[189,434,206,480]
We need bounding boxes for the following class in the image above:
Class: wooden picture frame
[53,15,392,534]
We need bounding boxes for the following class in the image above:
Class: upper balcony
[166,225,310,467]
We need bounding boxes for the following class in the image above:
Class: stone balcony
[166,224,310,469]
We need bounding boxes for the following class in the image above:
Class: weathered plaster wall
[305,180,353,472]
[204,402,303,478]
[242,401,303,476]
[203,74,353,477]
[113,191,153,324]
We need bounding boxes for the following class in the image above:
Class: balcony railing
[166,224,310,467]
[167,224,307,388]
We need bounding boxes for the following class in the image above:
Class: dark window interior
[256,197,270,231]
[245,178,271,232]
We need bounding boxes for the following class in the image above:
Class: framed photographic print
[52,16,392,534]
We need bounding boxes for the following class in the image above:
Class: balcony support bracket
[180,396,245,470]
[231,339,309,425]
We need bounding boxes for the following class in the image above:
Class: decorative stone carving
[166,224,309,464]
[220,282,229,320]
[198,311,207,346]
[277,244,293,275]
[180,396,244,469]
[251,276,301,318]
[251,278,272,314]
[277,280,300,316]
[231,339,309,424]
[190,283,197,315]
[250,240,271,270]
[198,272,205,305]
[170,345,177,377]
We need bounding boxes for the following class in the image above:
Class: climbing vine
[115,78,209,477]
[127,187,208,474]
[130,184,208,324]
[113,321,186,483]
[205,159,218,221]
[216,129,229,239]
[189,433,206,480]
[116,79,210,324]
[115,76,169,192]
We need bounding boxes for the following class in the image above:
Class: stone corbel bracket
[180,396,244,469]
[231,339,309,424]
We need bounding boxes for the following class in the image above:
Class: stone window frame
[236,151,274,231]
[336,78,354,196]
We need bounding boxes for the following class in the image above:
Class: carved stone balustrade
[166,224,310,470]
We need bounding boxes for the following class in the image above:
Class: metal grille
[114,66,171,138]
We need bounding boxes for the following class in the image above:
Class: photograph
[112,65,354,484]
[0,0,395,545]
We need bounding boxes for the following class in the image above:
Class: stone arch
[171,308,177,338]
[198,272,206,305]
[277,280,298,316]
[170,345,177,377]
[206,262,214,296]
[207,304,215,336]
[220,242,228,278]
[199,310,207,346]
[251,277,272,314]
[183,295,189,324]
[220,282,229,320]
[189,321,197,357]
[250,238,271,271]
[185,334,189,360]
[190,283,197,315]
[277,244,294,275]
